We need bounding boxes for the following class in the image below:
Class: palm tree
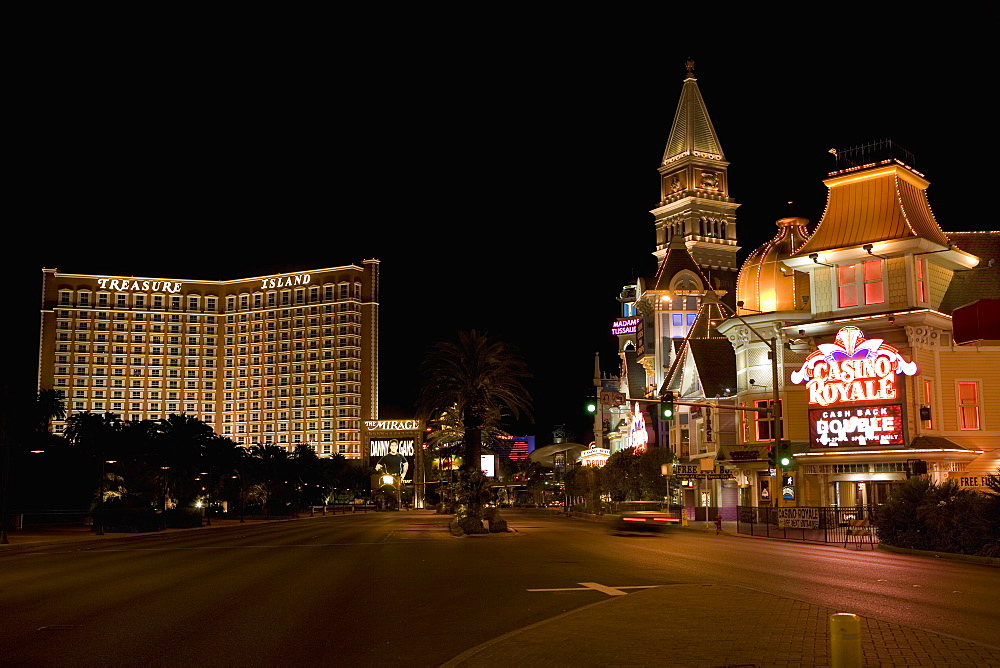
[417,330,532,472]
[35,389,66,434]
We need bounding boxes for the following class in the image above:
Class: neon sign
[96,278,183,294]
[611,317,640,336]
[629,404,648,453]
[790,326,917,407]
[259,273,312,289]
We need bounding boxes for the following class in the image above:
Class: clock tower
[651,60,740,307]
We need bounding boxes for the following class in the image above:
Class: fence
[737,505,880,545]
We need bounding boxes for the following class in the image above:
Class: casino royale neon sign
[790,326,917,407]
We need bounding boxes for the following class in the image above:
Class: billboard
[370,437,415,484]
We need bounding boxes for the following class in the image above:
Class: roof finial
[685,58,695,78]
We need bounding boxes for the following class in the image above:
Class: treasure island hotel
[38,261,380,459]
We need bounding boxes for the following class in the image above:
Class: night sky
[10,31,994,444]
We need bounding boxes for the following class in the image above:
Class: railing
[737,505,880,544]
[308,504,374,516]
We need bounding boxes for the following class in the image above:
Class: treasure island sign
[790,326,917,448]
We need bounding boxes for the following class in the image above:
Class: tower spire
[651,61,740,308]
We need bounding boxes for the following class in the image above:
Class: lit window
[838,260,884,307]
[922,379,933,428]
[838,264,858,307]
[958,382,981,430]
[754,400,773,441]
[863,260,884,304]
[916,257,927,303]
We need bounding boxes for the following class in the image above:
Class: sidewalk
[0,515,303,550]
[443,582,1000,667]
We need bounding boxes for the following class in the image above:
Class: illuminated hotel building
[681,141,998,510]
[37,262,380,459]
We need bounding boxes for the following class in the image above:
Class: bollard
[829,613,862,668]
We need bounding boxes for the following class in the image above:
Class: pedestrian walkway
[443,582,1000,667]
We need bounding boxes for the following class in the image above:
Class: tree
[35,389,66,434]
[417,330,532,473]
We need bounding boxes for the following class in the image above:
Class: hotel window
[916,258,928,303]
[116,294,127,307]
[957,381,981,430]
[838,260,884,307]
[80,292,91,306]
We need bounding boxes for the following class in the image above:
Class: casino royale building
[612,63,999,517]
[38,262,380,459]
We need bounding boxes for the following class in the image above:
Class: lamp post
[200,468,212,526]
[96,458,117,536]
[160,466,170,513]
[720,301,784,509]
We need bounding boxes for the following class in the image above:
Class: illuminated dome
[736,217,811,313]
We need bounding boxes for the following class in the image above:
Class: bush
[93,506,163,533]
[489,518,508,533]
[458,516,488,535]
[163,508,204,528]
[876,477,996,555]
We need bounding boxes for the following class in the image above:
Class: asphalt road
[1,510,997,666]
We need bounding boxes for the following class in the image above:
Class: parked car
[609,501,681,534]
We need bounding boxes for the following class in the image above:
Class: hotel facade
[38,261,380,459]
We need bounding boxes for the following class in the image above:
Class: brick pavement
[442,583,1000,667]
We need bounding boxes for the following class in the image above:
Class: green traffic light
[586,402,597,413]
[662,407,674,419]
[779,456,792,467]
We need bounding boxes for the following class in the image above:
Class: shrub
[458,516,488,535]
[163,508,204,528]
[489,518,508,533]
[93,506,163,533]
[876,477,996,555]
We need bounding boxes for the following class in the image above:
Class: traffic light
[662,390,675,420]
[586,400,597,414]
[778,440,792,468]
[767,445,776,469]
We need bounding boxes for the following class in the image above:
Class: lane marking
[527,583,660,596]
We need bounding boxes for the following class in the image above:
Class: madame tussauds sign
[790,326,917,407]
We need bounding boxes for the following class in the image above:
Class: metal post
[829,613,862,667]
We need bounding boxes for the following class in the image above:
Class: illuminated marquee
[790,326,917,407]
[580,447,610,466]
[809,405,904,447]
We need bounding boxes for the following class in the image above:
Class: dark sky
[10,31,994,443]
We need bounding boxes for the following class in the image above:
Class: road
[1,510,997,666]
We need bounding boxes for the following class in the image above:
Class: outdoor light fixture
[863,244,889,260]
[809,253,834,267]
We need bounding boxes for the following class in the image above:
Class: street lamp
[718,300,785,506]
[96,459,117,536]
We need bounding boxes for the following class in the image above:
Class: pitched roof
[794,162,950,257]
[939,232,1000,313]
[651,235,713,291]
[661,61,725,165]
[622,349,649,400]
[661,291,736,398]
